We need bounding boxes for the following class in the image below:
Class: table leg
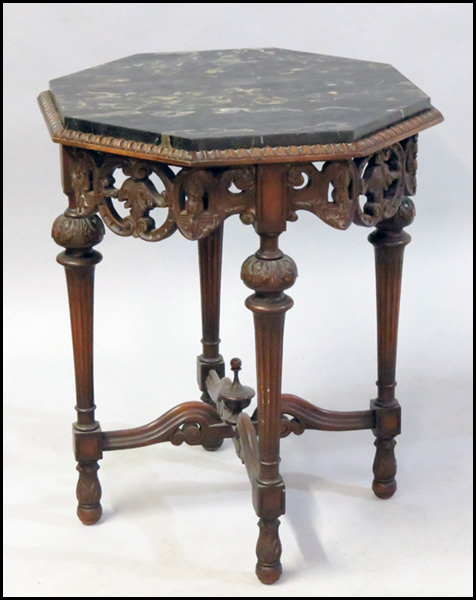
[368,197,415,499]
[242,227,297,584]
[52,213,105,524]
[197,224,225,405]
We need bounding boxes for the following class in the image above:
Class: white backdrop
[4,3,473,597]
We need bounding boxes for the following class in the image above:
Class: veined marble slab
[49,48,432,151]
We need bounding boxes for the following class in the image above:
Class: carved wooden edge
[101,401,233,451]
[280,394,375,436]
[50,125,425,243]
[39,91,443,167]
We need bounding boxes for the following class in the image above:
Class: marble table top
[49,48,433,152]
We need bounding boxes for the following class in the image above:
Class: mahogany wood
[240,163,297,584]
[52,212,105,525]
[368,197,415,498]
[280,394,375,435]
[48,128,427,582]
[102,401,231,452]
[197,224,225,405]
[236,412,259,484]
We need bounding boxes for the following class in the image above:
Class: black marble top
[49,48,432,151]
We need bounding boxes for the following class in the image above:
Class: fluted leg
[241,166,297,583]
[197,224,225,407]
[368,198,415,499]
[52,212,105,524]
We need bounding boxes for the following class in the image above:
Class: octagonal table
[39,48,443,584]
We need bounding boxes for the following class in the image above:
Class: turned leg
[241,164,297,584]
[368,198,415,499]
[52,212,105,524]
[197,224,225,406]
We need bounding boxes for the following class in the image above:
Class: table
[38,48,443,584]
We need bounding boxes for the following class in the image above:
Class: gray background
[4,3,473,597]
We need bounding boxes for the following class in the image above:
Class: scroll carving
[102,401,229,451]
[59,135,418,242]
[287,160,361,229]
[61,146,257,241]
[402,135,418,196]
[287,135,419,230]
[98,157,177,241]
[171,166,256,240]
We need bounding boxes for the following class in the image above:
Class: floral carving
[288,135,418,230]
[58,136,418,242]
[377,197,416,232]
[76,461,102,525]
[52,214,105,249]
[354,143,405,226]
[288,160,361,230]
[256,519,282,567]
[241,254,298,292]
[98,158,176,241]
[171,166,256,240]
[60,147,257,242]
[402,135,418,196]
[62,147,97,217]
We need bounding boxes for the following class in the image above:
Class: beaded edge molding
[38,90,443,167]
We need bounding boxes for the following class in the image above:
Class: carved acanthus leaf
[60,147,257,242]
[288,135,418,230]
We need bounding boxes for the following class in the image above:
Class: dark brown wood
[197,224,225,405]
[52,210,105,525]
[217,358,255,414]
[368,197,415,499]
[236,412,259,484]
[280,394,375,435]
[241,163,297,584]
[45,123,434,581]
[75,462,102,525]
[102,401,232,452]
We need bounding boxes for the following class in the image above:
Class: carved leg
[241,165,297,584]
[368,198,415,499]
[197,224,225,406]
[52,212,105,524]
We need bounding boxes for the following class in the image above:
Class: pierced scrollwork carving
[280,415,305,438]
[171,166,256,240]
[62,147,97,217]
[60,146,257,242]
[288,160,361,229]
[353,143,405,226]
[287,135,418,230]
[102,401,228,451]
[59,135,418,241]
[402,135,418,196]
[97,157,177,241]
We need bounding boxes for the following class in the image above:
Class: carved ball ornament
[241,255,298,293]
[52,214,105,249]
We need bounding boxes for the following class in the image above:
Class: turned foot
[256,518,283,584]
[76,461,102,525]
[372,437,397,499]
